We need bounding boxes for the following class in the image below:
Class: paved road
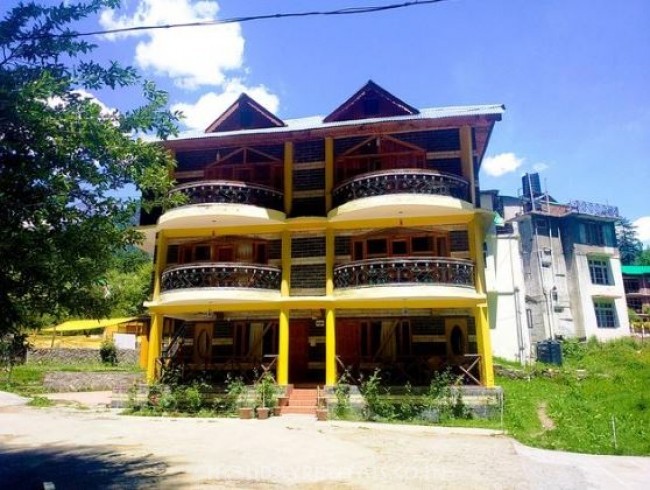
[0,395,648,489]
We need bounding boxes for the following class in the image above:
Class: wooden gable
[324,80,419,123]
[205,93,285,133]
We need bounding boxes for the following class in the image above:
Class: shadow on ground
[0,443,181,489]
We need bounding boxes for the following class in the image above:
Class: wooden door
[336,320,360,370]
[289,320,310,382]
[193,322,213,365]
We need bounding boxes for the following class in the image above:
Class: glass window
[392,240,408,255]
[367,238,387,256]
[588,258,611,285]
[594,300,618,328]
[166,245,179,264]
[194,245,211,262]
[412,236,433,253]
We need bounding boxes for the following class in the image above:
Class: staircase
[280,387,319,415]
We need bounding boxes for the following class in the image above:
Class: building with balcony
[140,81,504,388]
[482,175,630,362]
[622,265,650,326]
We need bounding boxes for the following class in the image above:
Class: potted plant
[316,387,328,421]
[227,375,252,419]
[255,372,278,420]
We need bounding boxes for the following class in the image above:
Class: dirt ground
[0,393,649,489]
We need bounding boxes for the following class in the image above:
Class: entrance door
[289,320,310,383]
[336,320,361,371]
[444,318,468,362]
[193,322,213,366]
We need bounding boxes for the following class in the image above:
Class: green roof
[621,265,650,276]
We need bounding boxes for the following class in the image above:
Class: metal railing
[161,263,282,292]
[332,169,470,207]
[170,180,284,212]
[333,257,475,289]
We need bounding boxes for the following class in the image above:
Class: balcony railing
[170,180,284,212]
[161,263,281,292]
[332,169,470,208]
[334,257,475,289]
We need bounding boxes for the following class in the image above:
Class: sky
[4,0,650,243]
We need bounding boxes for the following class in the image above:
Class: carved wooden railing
[161,263,281,292]
[333,257,475,289]
[332,169,470,207]
[170,180,284,212]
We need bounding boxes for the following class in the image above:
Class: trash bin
[536,340,563,365]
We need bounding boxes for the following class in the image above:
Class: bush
[99,339,118,365]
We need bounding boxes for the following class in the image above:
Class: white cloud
[482,152,524,177]
[172,80,279,131]
[633,216,650,245]
[532,162,549,172]
[100,0,244,89]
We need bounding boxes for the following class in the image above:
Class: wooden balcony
[333,257,474,289]
[332,169,470,208]
[170,180,284,212]
[161,263,281,292]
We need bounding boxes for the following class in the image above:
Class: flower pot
[316,408,328,422]
[256,407,270,420]
[277,396,289,407]
[272,406,282,417]
[239,407,253,419]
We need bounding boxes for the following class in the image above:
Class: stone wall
[27,348,139,365]
[43,371,143,392]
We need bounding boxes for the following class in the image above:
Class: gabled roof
[323,80,419,123]
[205,93,286,133]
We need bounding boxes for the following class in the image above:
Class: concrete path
[0,403,648,489]
[0,391,27,407]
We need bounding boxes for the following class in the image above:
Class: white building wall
[486,229,531,363]
[570,244,630,341]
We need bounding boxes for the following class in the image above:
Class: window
[579,222,606,246]
[594,300,618,328]
[588,258,611,285]
[412,236,433,253]
[194,245,211,262]
[166,245,179,264]
[391,240,408,255]
[366,238,387,256]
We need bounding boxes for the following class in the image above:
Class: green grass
[499,338,650,455]
[2,360,141,397]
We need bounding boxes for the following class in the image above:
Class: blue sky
[5,0,650,242]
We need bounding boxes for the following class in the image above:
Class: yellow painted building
[140,81,504,388]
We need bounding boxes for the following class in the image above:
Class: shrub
[99,339,118,365]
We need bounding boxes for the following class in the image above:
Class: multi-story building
[622,265,650,325]
[483,175,630,362]
[139,81,504,388]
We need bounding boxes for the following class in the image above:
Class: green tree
[0,1,181,334]
[636,247,650,266]
[104,247,153,317]
[616,217,643,265]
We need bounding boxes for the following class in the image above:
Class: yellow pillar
[152,232,167,300]
[325,308,337,386]
[146,313,162,383]
[277,309,289,385]
[284,141,293,216]
[459,125,475,205]
[326,229,335,295]
[138,325,149,370]
[281,230,291,297]
[325,137,334,212]
[468,217,486,295]
[474,306,494,387]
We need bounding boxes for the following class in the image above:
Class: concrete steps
[280,387,318,415]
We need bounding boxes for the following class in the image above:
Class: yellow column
[325,137,334,212]
[325,308,337,386]
[152,232,167,300]
[281,230,291,297]
[277,309,289,385]
[459,125,475,205]
[474,306,494,387]
[326,228,335,295]
[146,313,162,383]
[284,141,293,216]
[138,325,149,370]
[468,217,486,294]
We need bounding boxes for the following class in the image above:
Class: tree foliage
[615,217,643,266]
[636,247,650,266]
[0,1,180,333]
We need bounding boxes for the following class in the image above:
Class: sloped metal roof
[170,104,505,142]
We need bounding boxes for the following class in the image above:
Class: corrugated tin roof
[621,265,650,276]
[171,104,505,142]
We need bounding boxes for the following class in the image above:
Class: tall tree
[637,247,650,266]
[616,217,643,265]
[0,1,180,334]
